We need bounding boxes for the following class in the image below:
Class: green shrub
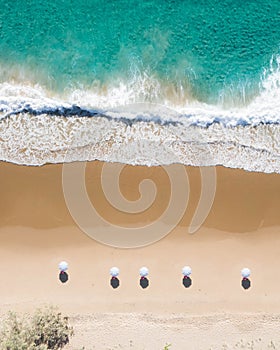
[0,312,31,350]
[0,307,74,350]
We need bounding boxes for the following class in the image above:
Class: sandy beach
[1,161,280,349]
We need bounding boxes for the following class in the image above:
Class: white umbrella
[59,261,68,272]
[139,267,149,277]
[110,267,120,277]
[182,266,192,277]
[241,268,251,278]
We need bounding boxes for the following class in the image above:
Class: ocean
[0,0,280,172]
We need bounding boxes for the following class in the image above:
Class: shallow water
[0,1,280,171]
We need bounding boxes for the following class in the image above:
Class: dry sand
[1,161,280,349]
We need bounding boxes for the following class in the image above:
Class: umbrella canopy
[139,267,149,277]
[110,267,120,277]
[241,268,251,278]
[182,266,192,276]
[59,261,68,272]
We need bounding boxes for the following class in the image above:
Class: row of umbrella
[58,262,251,290]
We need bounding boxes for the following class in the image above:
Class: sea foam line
[0,54,280,171]
[0,111,280,173]
[0,53,280,128]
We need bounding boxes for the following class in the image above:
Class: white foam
[1,55,280,172]
[0,54,280,123]
[1,111,280,172]
[67,53,280,127]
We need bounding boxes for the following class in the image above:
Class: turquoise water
[0,0,280,106]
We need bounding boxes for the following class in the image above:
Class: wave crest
[1,55,280,172]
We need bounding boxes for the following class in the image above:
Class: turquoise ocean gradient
[0,0,280,106]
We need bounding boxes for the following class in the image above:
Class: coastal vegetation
[0,307,73,350]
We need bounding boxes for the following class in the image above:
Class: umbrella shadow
[182,276,192,288]
[110,277,120,289]
[241,278,251,290]
[59,271,69,283]
[140,277,149,289]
